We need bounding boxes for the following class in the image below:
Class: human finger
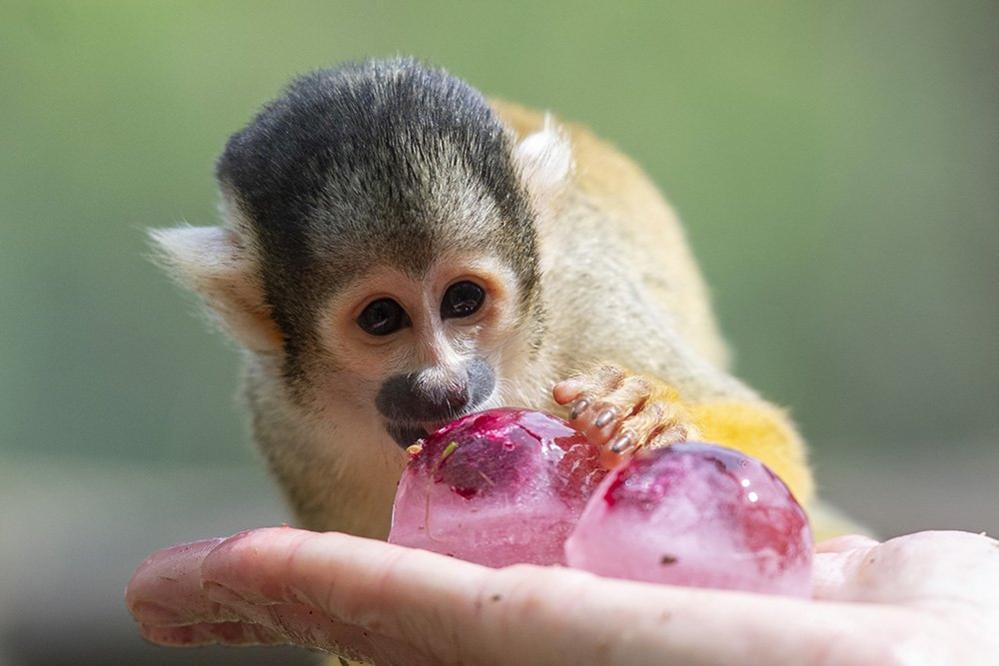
[814,534,879,554]
[200,527,926,665]
[126,537,234,626]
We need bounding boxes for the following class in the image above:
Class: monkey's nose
[376,367,490,423]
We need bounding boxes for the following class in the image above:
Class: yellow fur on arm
[686,401,815,505]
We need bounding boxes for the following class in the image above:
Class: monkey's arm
[497,101,831,527]
[552,361,872,541]
[553,365,876,542]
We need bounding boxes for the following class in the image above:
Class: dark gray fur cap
[215,58,539,340]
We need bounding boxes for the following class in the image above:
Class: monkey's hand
[553,364,695,459]
[553,363,814,505]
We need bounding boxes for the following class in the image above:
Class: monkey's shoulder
[492,98,731,369]
[490,99,678,235]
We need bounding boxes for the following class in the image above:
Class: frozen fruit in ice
[564,442,812,596]
[389,408,606,567]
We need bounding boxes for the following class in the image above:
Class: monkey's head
[151,58,571,448]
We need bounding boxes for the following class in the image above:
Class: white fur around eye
[514,113,572,196]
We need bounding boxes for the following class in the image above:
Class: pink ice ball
[565,442,813,597]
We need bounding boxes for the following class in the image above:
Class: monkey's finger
[556,363,627,405]
[645,423,691,449]
[568,404,624,450]
[600,374,657,417]
[559,364,630,441]
[572,374,661,448]
[552,378,586,404]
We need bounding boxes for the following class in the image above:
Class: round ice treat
[388,408,606,567]
[564,442,813,596]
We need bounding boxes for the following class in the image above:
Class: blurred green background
[1,1,996,664]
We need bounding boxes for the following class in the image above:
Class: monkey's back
[492,100,731,373]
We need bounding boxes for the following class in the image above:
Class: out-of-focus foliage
[1,2,996,476]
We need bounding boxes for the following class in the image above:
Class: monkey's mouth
[384,421,448,449]
[383,387,501,449]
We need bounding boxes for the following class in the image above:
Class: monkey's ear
[149,225,283,352]
[514,113,573,203]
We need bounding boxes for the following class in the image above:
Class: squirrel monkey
[152,58,848,542]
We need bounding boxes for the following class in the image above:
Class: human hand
[126,528,999,665]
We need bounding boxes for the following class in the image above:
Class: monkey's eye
[357,298,409,336]
[441,281,486,319]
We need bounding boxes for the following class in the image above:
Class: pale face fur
[306,253,524,438]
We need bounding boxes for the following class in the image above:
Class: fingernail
[610,431,634,453]
[570,399,590,420]
[595,408,616,428]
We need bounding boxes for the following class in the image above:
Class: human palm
[126,527,999,664]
